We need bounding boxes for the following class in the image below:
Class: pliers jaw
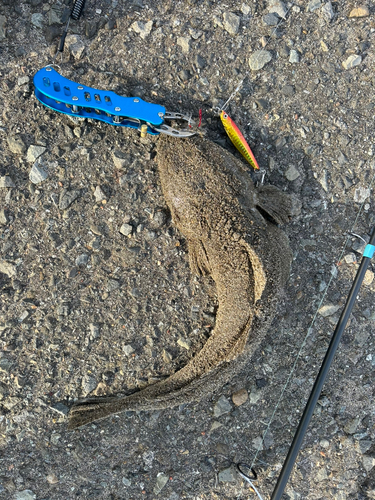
[33,66,195,137]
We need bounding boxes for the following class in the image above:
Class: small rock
[263,13,279,25]
[0,209,9,225]
[85,20,98,39]
[50,433,61,445]
[344,253,357,264]
[31,13,44,29]
[210,421,223,432]
[214,395,232,417]
[0,260,17,277]
[281,85,295,96]
[194,54,206,69]
[65,34,85,60]
[123,344,134,356]
[342,54,362,70]
[269,0,287,18]
[318,304,340,317]
[154,473,169,495]
[218,466,236,482]
[14,491,36,500]
[29,160,48,184]
[177,338,191,350]
[364,270,374,286]
[344,416,361,434]
[112,150,130,169]
[232,388,248,406]
[320,439,330,448]
[285,165,300,181]
[320,40,329,52]
[0,175,15,188]
[0,15,6,40]
[46,473,59,484]
[289,49,300,63]
[362,456,375,472]
[223,12,240,35]
[122,477,131,486]
[354,186,370,203]
[82,374,97,395]
[357,440,373,454]
[252,436,264,450]
[7,135,26,154]
[249,50,272,70]
[348,6,370,18]
[59,189,81,210]
[177,36,191,54]
[76,254,89,266]
[94,185,106,202]
[26,145,46,162]
[119,223,133,236]
[315,466,328,482]
[321,1,334,21]
[307,0,322,12]
[107,279,120,292]
[0,358,13,373]
[162,349,172,363]
[89,323,100,339]
[131,20,153,39]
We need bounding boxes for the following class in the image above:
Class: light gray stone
[0,175,15,188]
[82,374,97,395]
[7,135,26,154]
[318,304,340,317]
[307,0,321,12]
[94,185,106,202]
[31,13,44,29]
[223,12,240,35]
[268,0,287,18]
[362,456,375,472]
[321,1,334,21]
[123,344,134,356]
[66,35,85,60]
[26,145,46,162]
[29,160,48,184]
[249,50,272,70]
[342,54,362,70]
[177,36,191,54]
[131,20,153,39]
[0,260,17,277]
[289,49,300,63]
[15,491,36,500]
[154,473,168,494]
[285,165,300,181]
[120,223,133,236]
[59,189,81,210]
[213,395,232,417]
[354,186,370,203]
[218,466,237,482]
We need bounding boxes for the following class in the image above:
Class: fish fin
[256,185,292,225]
[188,239,211,276]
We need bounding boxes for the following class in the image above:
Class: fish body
[220,110,260,170]
[68,135,292,429]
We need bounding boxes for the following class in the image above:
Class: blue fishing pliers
[33,66,195,137]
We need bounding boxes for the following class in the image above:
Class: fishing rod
[270,227,375,499]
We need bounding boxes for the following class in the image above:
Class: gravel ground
[1,1,375,499]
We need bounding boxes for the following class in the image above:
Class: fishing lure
[220,110,260,170]
[33,66,195,137]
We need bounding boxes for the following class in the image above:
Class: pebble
[94,185,106,202]
[210,421,223,432]
[363,270,374,286]
[50,402,69,416]
[123,344,135,356]
[289,49,300,63]
[18,76,29,86]
[14,491,37,500]
[318,304,340,317]
[249,50,272,70]
[281,84,295,96]
[0,209,9,225]
[31,13,44,29]
[112,151,130,169]
[26,145,46,163]
[65,34,85,60]
[232,388,248,406]
[46,473,59,484]
[342,54,362,70]
[344,416,361,434]
[0,15,6,40]
[362,456,375,472]
[89,323,100,339]
[29,160,48,184]
[7,135,26,155]
[213,395,232,417]
[0,260,17,277]
[354,186,370,203]
[263,13,279,26]
[285,165,300,181]
[307,0,322,12]
[177,338,191,350]
[321,1,334,21]
[154,473,168,494]
[177,36,191,54]
[223,12,240,35]
[0,175,15,188]
[119,223,133,236]
[122,477,131,486]
[131,20,153,39]
[344,253,356,264]
[0,358,13,373]
[269,0,287,18]
[218,465,236,482]
[76,254,89,266]
[81,374,97,395]
[356,440,372,454]
[59,189,81,210]
[348,6,370,18]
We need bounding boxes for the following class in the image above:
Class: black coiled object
[71,0,86,20]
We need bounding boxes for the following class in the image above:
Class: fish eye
[223,113,228,119]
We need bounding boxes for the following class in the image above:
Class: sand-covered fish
[68,135,292,429]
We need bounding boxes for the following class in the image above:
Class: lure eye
[223,113,228,119]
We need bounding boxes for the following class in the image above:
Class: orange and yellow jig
[220,111,260,170]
